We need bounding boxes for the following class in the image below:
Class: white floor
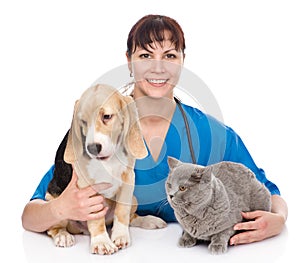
[16,221,292,263]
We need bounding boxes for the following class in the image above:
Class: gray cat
[166,157,271,254]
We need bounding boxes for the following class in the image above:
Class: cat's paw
[208,242,228,255]
[178,235,197,248]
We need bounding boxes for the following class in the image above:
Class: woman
[22,14,287,246]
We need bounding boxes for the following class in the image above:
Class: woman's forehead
[132,30,183,53]
[135,39,177,52]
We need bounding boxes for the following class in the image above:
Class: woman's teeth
[148,79,167,84]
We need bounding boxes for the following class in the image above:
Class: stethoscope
[174,96,196,164]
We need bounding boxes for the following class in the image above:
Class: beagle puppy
[46,84,167,255]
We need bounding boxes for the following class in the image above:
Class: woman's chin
[145,87,174,99]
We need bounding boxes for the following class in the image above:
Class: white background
[0,0,299,262]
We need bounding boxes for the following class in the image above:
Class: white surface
[22,223,290,263]
[1,0,299,262]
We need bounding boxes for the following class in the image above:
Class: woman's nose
[150,59,165,73]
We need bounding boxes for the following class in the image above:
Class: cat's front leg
[208,228,235,255]
[178,230,197,248]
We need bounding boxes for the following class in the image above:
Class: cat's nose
[169,194,174,199]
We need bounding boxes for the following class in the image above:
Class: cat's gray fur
[166,157,271,254]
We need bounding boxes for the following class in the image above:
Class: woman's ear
[181,52,185,66]
[126,51,133,73]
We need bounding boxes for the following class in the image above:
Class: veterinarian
[22,14,288,246]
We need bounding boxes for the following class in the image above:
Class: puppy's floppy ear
[122,96,147,159]
[64,100,79,164]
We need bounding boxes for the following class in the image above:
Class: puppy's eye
[179,185,187,191]
[80,119,87,127]
[102,114,113,123]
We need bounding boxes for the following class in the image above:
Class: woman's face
[127,38,184,99]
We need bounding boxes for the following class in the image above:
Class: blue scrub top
[30,102,280,222]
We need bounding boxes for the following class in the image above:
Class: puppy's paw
[111,226,131,249]
[53,230,75,247]
[90,233,118,255]
[130,215,167,229]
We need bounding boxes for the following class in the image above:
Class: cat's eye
[179,185,187,191]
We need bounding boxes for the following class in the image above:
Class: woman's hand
[51,171,112,222]
[230,210,286,245]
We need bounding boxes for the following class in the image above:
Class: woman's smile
[147,78,168,86]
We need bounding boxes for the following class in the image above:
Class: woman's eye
[179,185,187,191]
[139,53,151,59]
[166,53,176,59]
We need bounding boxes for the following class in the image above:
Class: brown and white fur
[46,84,167,255]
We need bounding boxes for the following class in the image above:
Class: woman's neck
[133,93,175,124]
[133,90,176,161]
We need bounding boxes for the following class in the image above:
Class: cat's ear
[167,156,182,170]
[191,165,211,182]
[191,166,203,182]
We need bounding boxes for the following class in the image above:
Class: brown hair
[127,14,186,57]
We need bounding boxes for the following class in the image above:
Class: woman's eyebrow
[163,48,177,54]
[136,47,177,54]
[136,47,153,53]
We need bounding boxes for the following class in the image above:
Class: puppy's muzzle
[87,143,102,157]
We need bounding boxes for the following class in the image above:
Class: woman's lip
[147,79,168,87]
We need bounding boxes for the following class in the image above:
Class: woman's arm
[21,172,110,233]
[229,194,288,245]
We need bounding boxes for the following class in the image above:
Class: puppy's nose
[87,143,102,156]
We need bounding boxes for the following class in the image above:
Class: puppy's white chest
[86,155,127,198]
